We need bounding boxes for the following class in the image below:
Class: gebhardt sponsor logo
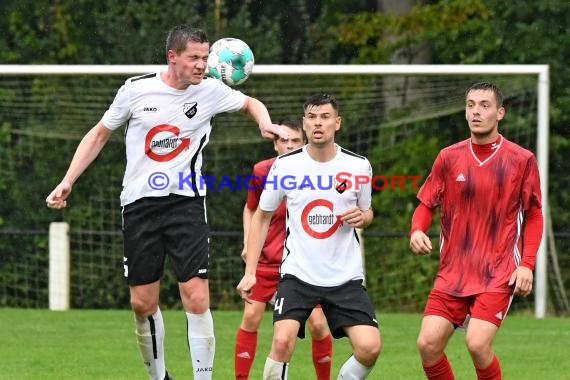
[301,199,344,239]
[145,124,190,162]
[151,138,179,149]
[146,172,423,191]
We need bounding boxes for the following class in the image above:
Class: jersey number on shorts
[274,297,284,314]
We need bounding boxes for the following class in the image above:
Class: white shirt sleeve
[357,158,373,211]
[208,78,247,113]
[258,159,284,212]
[101,83,132,131]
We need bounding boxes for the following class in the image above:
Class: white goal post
[1,64,549,317]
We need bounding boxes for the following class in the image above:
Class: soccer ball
[207,38,254,86]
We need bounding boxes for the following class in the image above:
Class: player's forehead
[304,103,336,115]
[179,41,209,57]
[279,127,303,140]
[466,89,497,104]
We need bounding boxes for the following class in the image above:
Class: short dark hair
[466,82,504,107]
[303,93,339,113]
[276,117,307,143]
[165,25,209,57]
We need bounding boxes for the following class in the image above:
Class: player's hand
[410,230,432,255]
[339,206,366,228]
[46,181,72,209]
[260,123,290,140]
[236,274,256,303]
[508,266,533,297]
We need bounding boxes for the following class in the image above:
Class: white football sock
[337,355,373,379]
[263,357,289,380]
[135,308,166,380]
[186,310,215,380]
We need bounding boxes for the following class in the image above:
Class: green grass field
[1,308,568,379]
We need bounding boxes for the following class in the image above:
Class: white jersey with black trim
[101,72,247,206]
[259,144,372,287]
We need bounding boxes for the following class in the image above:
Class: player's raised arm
[46,121,112,209]
[241,96,289,140]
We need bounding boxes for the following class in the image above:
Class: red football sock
[312,334,332,380]
[475,355,501,380]
[235,328,258,379]
[423,354,455,380]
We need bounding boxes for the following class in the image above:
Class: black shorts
[122,194,209,286]
[272,274,378,339]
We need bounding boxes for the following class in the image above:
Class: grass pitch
[1,308,568,379]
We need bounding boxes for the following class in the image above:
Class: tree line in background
[0,0,568,310]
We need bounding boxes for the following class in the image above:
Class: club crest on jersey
[184,102,198,119]
[335,179,348,194]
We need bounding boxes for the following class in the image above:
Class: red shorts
[424,289,513,328]
[249,268,280,303]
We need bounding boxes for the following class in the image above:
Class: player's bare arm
[339,206,373,228]
[236,208,273,301]
[46,121,112,209]
[241,203,255,262]
[508,266,534,297]
[241,96,289,140]
[409,230,433,255]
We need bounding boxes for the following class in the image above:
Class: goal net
[0,64,559,316]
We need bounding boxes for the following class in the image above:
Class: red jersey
[246,157,285,270]
[417,136,542,296]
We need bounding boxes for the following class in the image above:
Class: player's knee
[353,338,381,367]
[465,336,491,358]
[270,335,295,360]
[242,308,263,330]
[184,295,209,313]
[417,334,440,357]
[130,298,155,317]
[179,282,210,312]
[307,318,329,339]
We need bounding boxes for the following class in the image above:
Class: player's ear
[335,116,342,131]
[497,106,506,121]
[166,49,177,64]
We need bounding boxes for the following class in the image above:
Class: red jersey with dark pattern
[246,157,286,271]
[417,136,542,296]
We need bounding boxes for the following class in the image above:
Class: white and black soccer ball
[207,38,254,86]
